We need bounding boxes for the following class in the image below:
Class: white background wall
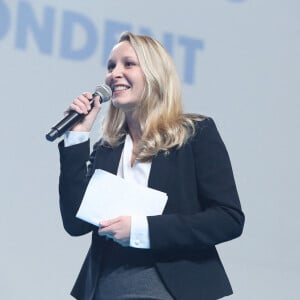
[0,0,299,299]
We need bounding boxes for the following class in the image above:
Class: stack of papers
[76,169,168,226]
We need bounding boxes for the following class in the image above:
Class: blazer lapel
[148,150,174,212]
[95,142,124,175]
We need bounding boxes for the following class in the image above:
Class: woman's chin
[112,100,137,113]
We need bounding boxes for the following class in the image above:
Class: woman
[58,32,245,300]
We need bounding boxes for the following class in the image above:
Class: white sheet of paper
[76,169,168,226]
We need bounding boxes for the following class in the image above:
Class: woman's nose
[111,65,123,78]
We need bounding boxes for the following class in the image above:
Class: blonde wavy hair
[101,32,203,161]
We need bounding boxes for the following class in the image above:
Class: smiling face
[105,41,146,113]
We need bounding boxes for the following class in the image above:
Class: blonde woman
[58,32,245,300]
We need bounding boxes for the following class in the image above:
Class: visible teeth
[114,86,128,91]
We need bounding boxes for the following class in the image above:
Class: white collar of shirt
[117,134,152,187]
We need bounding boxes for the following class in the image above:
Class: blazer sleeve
[147,118,245,252]
[58,140,99,236]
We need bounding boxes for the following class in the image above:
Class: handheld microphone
[45,84,112,142]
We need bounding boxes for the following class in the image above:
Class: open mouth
[112,85,130,92]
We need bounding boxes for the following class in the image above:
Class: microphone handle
[45,94,99,142]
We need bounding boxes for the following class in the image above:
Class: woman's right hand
[67,92,102,132]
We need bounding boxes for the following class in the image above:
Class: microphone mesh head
[94,84,112,103]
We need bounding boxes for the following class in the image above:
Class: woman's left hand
[98,216,131,247]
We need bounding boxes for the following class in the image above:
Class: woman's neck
[125,113,142,167]
[125,113,142,144]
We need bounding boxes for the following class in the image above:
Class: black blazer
[58,117,245,300]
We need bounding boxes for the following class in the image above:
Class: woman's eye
[126,61,135,67]
[107,62,115,71]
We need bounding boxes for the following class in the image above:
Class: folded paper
[76,169,168,226]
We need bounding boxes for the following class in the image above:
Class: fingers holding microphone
[45,84,112,142]
[70,91,103,113]
[68,92,102,132]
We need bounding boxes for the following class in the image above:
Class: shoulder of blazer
[193,116,216,136]
[190,116,224,147]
